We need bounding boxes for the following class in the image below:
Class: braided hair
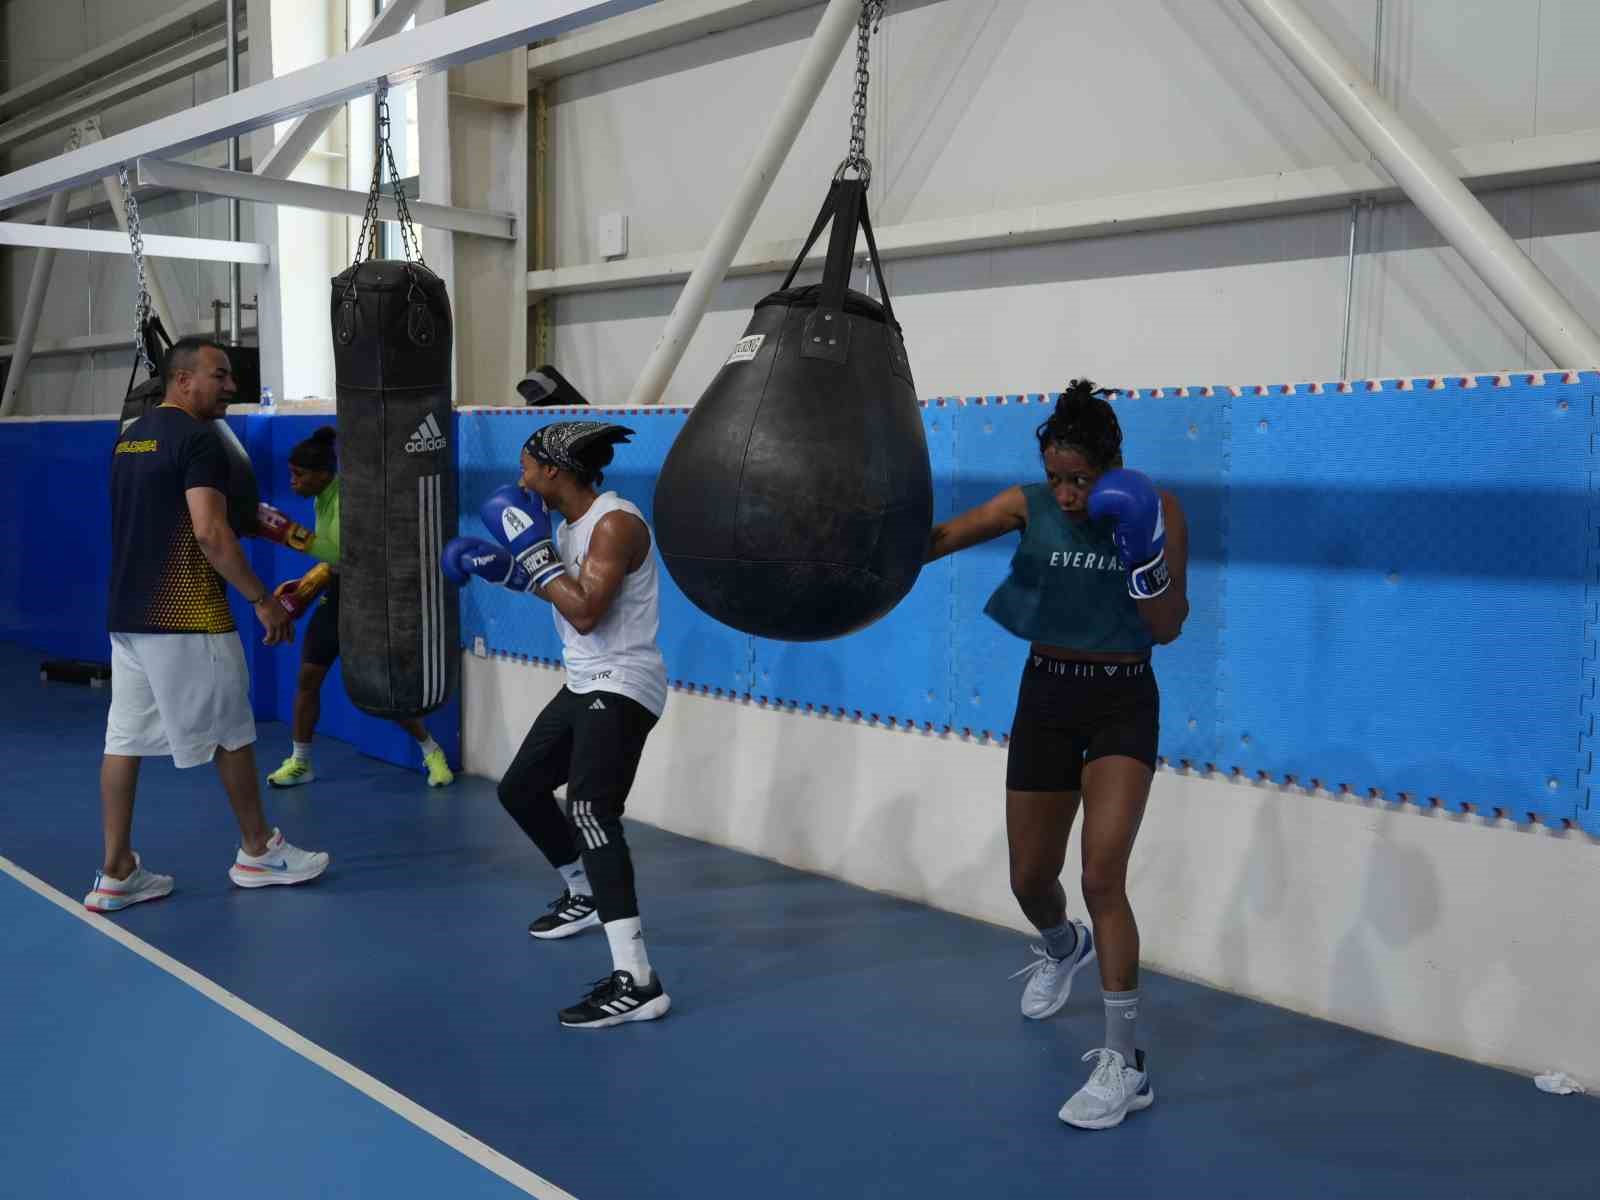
[1034,379,1123,471]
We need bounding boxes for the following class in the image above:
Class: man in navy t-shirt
[89,337,331,913]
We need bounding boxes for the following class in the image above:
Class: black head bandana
[522,421,634,473]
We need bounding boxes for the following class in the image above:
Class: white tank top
[552,492,668,717]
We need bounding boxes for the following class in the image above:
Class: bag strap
[780,182,842,292]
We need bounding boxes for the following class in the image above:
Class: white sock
[291,742,312,764]
[558,860,592,898]
[603,916,652,986]
[418,736,441,757]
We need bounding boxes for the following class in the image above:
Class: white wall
[545,0,1600,403]
[464,653,1600,1085]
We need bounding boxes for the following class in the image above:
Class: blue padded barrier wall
[0,413,457,775]
[455,378,1598,836]
[1221,377,1592,824]
[0,419,118,662]
[9,372,1592,831]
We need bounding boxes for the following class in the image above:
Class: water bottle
[259,385,275,412]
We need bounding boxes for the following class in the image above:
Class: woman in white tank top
[488,420,673,1030]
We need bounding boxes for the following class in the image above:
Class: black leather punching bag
[330,259,457,719]
[653,179,931,642]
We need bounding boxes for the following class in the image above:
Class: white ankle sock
[603,917,652,986]
[291,742,312,764]
[418,736,441,757]
[558,860,592,898]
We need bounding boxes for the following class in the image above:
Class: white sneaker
[1011,920,1096,1019]
[1059,1048,1154,1130]
[228,828,330,888]
[84,852,173,913]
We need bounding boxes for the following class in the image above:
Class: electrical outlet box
[598,212,628,260]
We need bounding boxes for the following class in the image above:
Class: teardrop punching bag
[330,259,458,718]
[653,177,932,641]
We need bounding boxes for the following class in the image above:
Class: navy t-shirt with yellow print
[107,405,236,634]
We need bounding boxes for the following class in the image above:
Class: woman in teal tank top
[926,380,1190,1130]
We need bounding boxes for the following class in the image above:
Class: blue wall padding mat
[0,413,457,773]
[1221,377,1592,825]
[452,377,1599,834]
[0,419,118,662]
[7,372,1598,833]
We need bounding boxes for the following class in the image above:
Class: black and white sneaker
[558,970,671,1029]
[528,890,600,940]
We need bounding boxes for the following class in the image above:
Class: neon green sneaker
[424,749,454,788]
[266,757,315,788]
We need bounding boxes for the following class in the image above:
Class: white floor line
[0,853,578,1200]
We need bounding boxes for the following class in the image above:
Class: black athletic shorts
[302,573,341,668]
[1005,653,1160,792]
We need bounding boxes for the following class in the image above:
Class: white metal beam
[0,0,229,123]
[0,0,658,214]
[528,124,1600,301]
[136,157,515,240]
[0,33,250,158]
[1239,0,1600,368]
[0,327,257,363]
[0,222,270,264]
[255,0,420,181]
[528,0,824,83]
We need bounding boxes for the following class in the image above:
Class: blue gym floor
[1,639,1593,1199]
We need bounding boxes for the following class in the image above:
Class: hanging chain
[351,83,427,269]
[837,0,888,185]
[118,164,155,375]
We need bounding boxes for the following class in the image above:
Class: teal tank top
[983,484,1153,654]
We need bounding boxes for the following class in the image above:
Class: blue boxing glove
[480,485,565,591]
[1087,469,1170,600]
[441,536,537,592]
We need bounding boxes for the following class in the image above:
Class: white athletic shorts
[105,631,256,768]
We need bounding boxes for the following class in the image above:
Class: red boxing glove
[276,563,333,618]
[256,502,314,552]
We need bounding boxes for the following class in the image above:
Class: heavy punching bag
[330,257,457,719]
[653,175,931,641]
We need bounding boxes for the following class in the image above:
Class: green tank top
[983,483,1152,654]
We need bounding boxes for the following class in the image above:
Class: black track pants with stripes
[497,686,658,923]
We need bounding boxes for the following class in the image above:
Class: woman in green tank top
[926,380,1190,1130]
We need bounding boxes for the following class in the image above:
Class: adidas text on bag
[406,413,447,454]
